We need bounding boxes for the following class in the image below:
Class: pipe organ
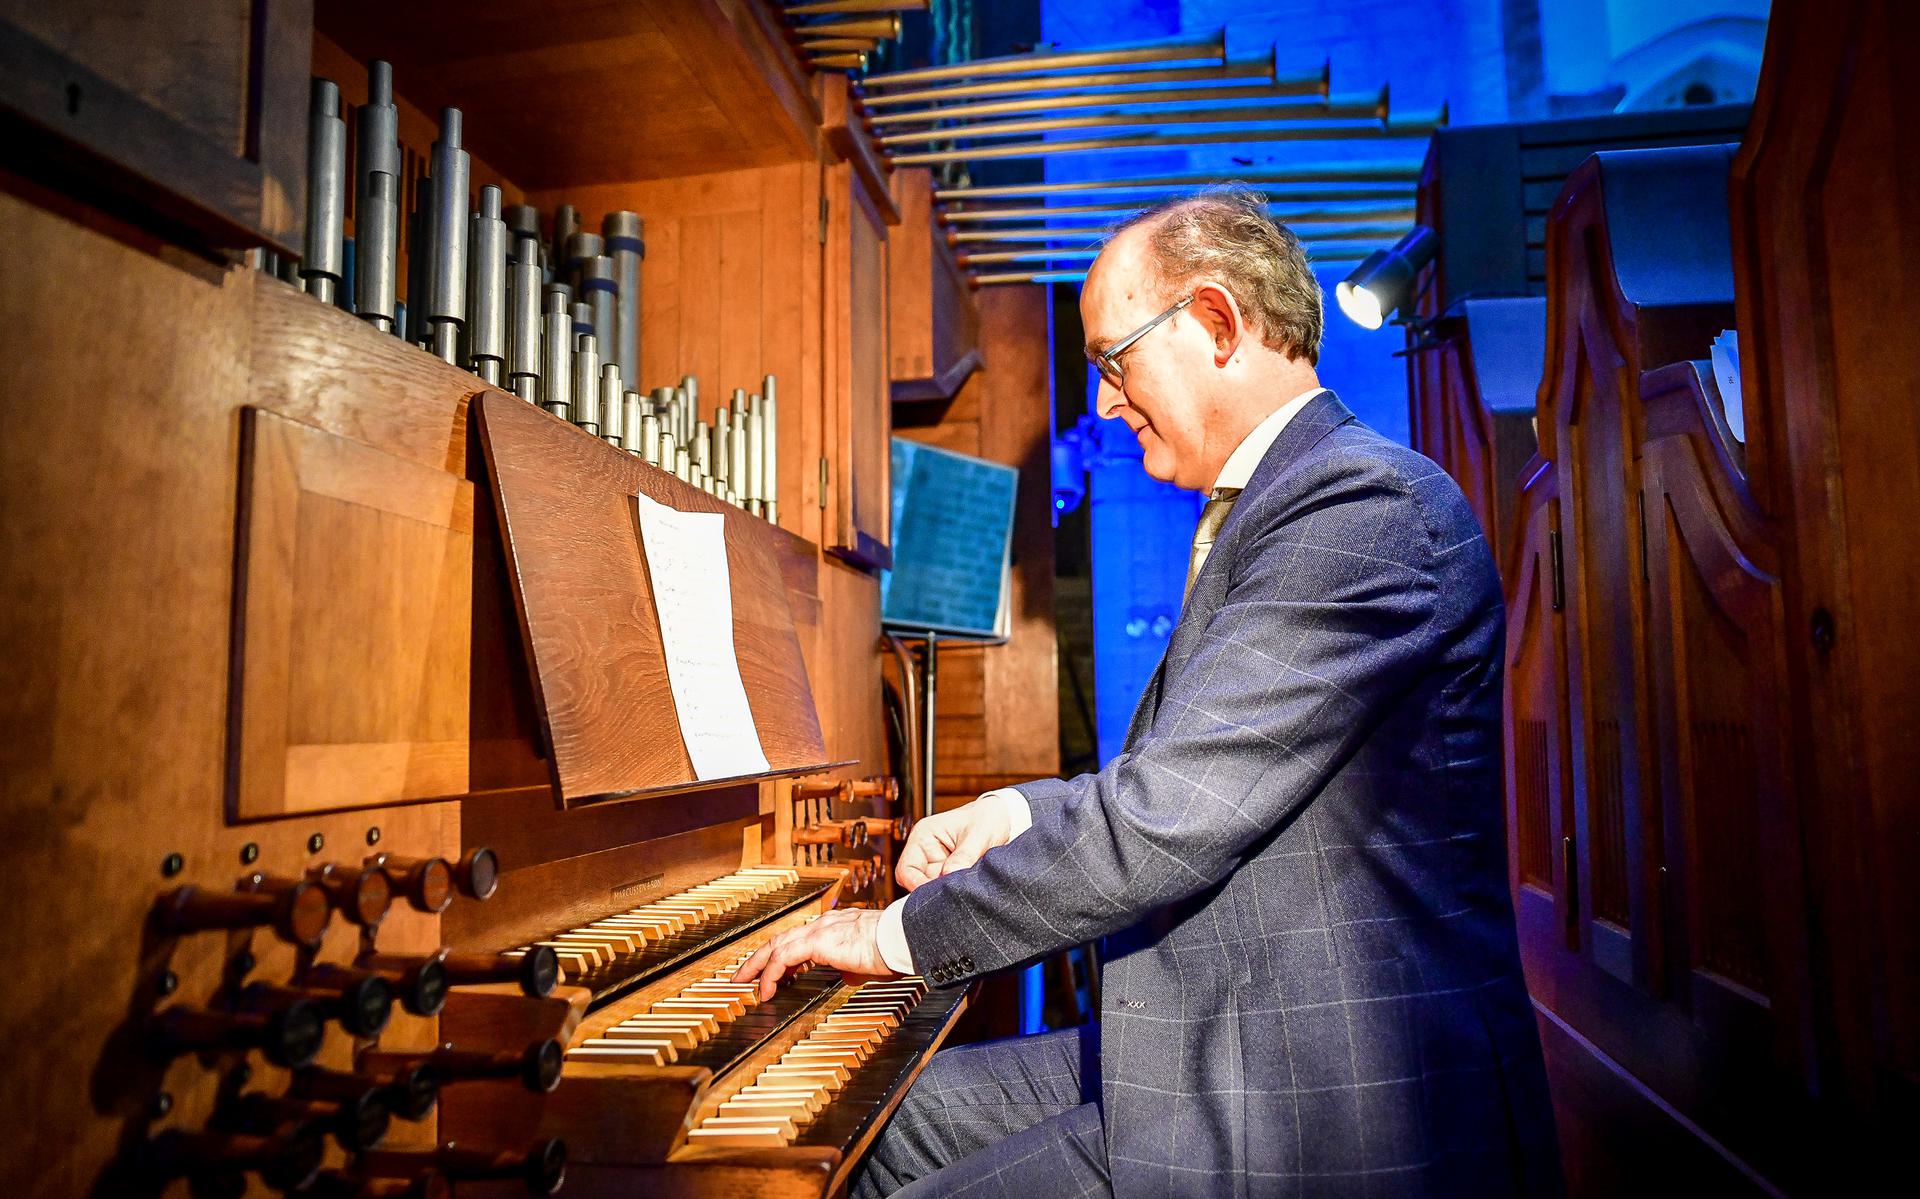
[0,2,959,1196]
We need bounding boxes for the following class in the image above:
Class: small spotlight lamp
[1335,225,1437,330]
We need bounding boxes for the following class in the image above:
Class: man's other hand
[731,908,893,1001]
[896,797,1014,892]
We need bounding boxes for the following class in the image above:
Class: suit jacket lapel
[1158,391,1357,683]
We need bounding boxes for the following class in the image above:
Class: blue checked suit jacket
[900,392,1560,1198]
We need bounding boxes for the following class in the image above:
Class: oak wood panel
[535,163,821,546]
[824,160,893,570]
[314,0,819,189]
[1727,0,1920,1111]
[888,167,982,404]
[230,407,474,818]
[475,391,828,807]
[0,0,310,253]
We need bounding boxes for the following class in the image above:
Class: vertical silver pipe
[425,108,471,364]
[603,211,644,391]
[355,61,400,331]
[504,205,542,256]
[640,414,662,466]
[405,170,430,345]
[691,419,711,480]
[572,333,601,435]
[748,394,768,517]
[541,286,572,419]
[579,254,618,383]
[551,205,579,273]
[728,388,750,500]
[712,408,732,496]
[468,185,508,387]
[302,79,347,307]
[741,395,760,514]
[570,300,594,348]
[562,232,601,295]
[600,364,625,448]
[762,374,780,525]
[507,239,542,402]
[659,430,678,474]
[678,377,697,448]
[623,391,644,455]
[676,444,692,483]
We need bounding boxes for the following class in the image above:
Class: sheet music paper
[633,493,771,780]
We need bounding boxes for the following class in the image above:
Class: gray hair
[1117,185,1323,366]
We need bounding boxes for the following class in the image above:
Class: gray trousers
[852,1025,1113,1199]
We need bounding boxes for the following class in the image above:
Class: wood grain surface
[477,391,828,807]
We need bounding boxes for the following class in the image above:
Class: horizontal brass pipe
[863,31,1226,89]
[861,56,1322,108]
[948,221,1413,244]
[942,201,1416,225]
[959,245,1371,265]
[972,252,1368,287]
[959,249,1103,264]
[941,190,1413,220]
[891,113,1445,165]
[811,52,869,70]
[877,90,1391,147]
[801,14,901,38]
[802,36,883,52]
[973,270,1092,286]
[933,163,1422,199]
[871,80,1323,128]
[788,0,926,14]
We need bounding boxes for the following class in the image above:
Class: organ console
[0,4,949,1196]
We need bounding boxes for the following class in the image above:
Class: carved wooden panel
[229,406,474,818]
[475,391,829,808]
[1540,145,1737,994]
[1504,457,1577,947]
[1641,361,1812,1079]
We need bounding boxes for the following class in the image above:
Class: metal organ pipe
[354,61,401,331]
[424,108,471,364]
[468,186,508,387]
[302,79,347,307]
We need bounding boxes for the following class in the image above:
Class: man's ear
[1189,282,1244,368]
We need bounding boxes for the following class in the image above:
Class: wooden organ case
[0,3,964,1197]
[1505,1,1919,1190]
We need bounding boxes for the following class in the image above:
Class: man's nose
[1093,376,1126,420]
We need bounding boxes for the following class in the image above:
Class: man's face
[1082,229,1216,489]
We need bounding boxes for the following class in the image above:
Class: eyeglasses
[1085,294,1193,390]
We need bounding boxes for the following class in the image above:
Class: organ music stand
[882,439,1019,820]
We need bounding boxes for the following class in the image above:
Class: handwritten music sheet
[633,494,771,780]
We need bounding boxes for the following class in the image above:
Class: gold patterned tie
[1185,487,1243,598]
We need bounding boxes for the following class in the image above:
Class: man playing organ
[737,188,1561,1198]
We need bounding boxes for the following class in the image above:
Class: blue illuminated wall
[1039,0,1769,762]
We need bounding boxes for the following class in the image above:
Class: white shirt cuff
[873,788,1033,976]
[983,787,1033,840]
[876,898,915,973]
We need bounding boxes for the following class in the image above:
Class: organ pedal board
[443,864,970,1197]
